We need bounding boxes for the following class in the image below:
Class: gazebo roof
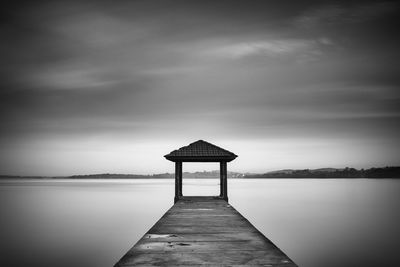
[164,140,238,162]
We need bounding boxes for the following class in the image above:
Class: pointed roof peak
[165,140,237,162]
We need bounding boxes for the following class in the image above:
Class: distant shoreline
[1,166,400,179]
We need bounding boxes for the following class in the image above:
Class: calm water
[0,179,399,267]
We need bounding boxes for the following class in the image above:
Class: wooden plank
[143,232,273,242]
[115,197,297,266]
[117,251,295,266]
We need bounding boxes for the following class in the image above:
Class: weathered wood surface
[115,196,297,266]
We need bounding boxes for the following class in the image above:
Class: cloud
[208,39,326,63]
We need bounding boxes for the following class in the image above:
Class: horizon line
[1,165,399,178]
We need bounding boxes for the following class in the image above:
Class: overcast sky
[1,0,399,176]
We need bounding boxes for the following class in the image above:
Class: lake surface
[0,179,399,267]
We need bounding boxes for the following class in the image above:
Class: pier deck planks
[115,196,297,266]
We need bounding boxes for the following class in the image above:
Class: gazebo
[164,140,237,203]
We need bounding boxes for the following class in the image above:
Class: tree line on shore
[244,167,400,178]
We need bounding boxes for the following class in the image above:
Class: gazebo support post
[220,161,228,201]
[174,161,182,203]
[219,162,223,198]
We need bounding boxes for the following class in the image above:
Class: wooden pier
[115,196,296,266]
[115,141,297,266]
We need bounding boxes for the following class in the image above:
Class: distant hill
[69,173,172,179]
[1,166,399,179]
[244,167,400,178]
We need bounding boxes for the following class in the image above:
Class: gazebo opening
[182,162,220,196]
[165,140,237,203]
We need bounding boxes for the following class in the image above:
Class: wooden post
[220,161,228,202]
[178,161,183,197]
[174,161,182,203]
[220,162,223,198]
